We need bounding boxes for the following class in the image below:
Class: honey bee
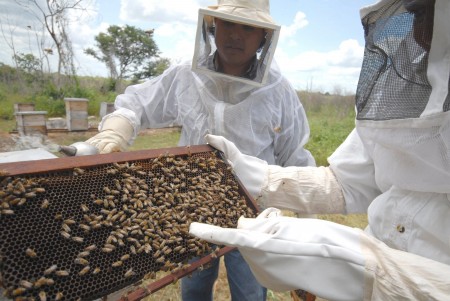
[40,199,49,209]
[24,192,36,198]
[63,219,76,225]
[44,264,58,275]
[124,268,135,278]
[72,236,84,243]
[155,256,165,263]
[77,251,90,258]
[78,266,90,276]
[91,199,102,207]
[60,231,71,239]
[79,224,90,232]
[107,169,118,175]
[74,258,88,265]
[25,248,37,258]
[11,287,27,297]
[92,267,101,274]
[34,187,46,193]
[73,168,85,175]
[55,292,63,301]
[102,247,114,253]
[112,260,123,268]
[61,223,71,233]
[38,291,47,301]
[34,277,48,288]
[120,254,130,261]
[19,280,33,289]
[84,244,97,251]
[55,270,69,277]
[80,203,89,212]
[17,198,27,206]
[1,209,14,215]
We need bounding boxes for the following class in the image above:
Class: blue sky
[1,0,376,94]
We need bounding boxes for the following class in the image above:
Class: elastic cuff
[101,115,134,144]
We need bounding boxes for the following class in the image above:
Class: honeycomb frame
[0,145,259,301]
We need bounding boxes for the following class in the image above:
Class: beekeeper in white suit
[189,0,450,300]
[83,0,315,300]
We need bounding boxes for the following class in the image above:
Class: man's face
[403,0,435,50]
[214,18,266,76]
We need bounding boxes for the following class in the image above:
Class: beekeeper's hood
[192,0,280,86]
[356,0,449,121]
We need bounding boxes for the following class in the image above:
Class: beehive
[14,103,35,113]
[14,111,48,136]
[99,102,115,119]
[0,145,258,301]
[64,98,89,131]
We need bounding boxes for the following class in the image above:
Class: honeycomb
[0,148,257,301]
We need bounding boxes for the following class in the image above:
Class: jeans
[181,248,267,301]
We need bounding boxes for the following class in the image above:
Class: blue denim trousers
[181,248,267,301]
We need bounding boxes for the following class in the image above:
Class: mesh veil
[356,0,449,121]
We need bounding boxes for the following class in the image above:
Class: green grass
[0,119,16,133]
[129,128,181,151]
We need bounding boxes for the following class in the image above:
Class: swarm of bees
[0,151,256,301]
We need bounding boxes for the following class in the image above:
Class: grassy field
[0,93,367,301]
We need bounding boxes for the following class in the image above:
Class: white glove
[205,134,268,198]
[86,115,134,154]
[189,208,450,301]
[206,134,345,214]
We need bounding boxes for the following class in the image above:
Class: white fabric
[329,119,450,265]
[205,134,268,198]
[190,208,366,301]
[101,60,315,168]
[205,0,276,25]
[189,208,450,301]
[360,230,450,301]
[194,1,450,299]
[263,165,346,214]
[86,115,134,154]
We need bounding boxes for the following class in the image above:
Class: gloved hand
[190,208,450,301]
[86,115,134,154]
[190,208,365,301]
[206,134,345,214]
[205,134,268,198]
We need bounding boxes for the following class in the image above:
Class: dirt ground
[0,128,166,154]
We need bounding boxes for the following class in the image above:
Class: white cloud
[119,0,213,24]
[275,39,364,93]
[153,22,197,63]
[0,1,366,93]
[280,11,308,40]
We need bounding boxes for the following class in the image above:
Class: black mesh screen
[445,76,450,112]
[356,0,438,120]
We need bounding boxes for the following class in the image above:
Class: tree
[14,52,42,74]
[14,0,92,88]
[132,57,171,81]
[85,25,169,90]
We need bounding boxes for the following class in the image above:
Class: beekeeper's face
[214,18,266,76]
[403,0,435,50]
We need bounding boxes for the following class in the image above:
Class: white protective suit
[99,60,315,168]
[189,0,450,300]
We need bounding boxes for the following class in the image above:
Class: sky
[0,0,376,94]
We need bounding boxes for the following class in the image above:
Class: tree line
[2,0,170,95]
